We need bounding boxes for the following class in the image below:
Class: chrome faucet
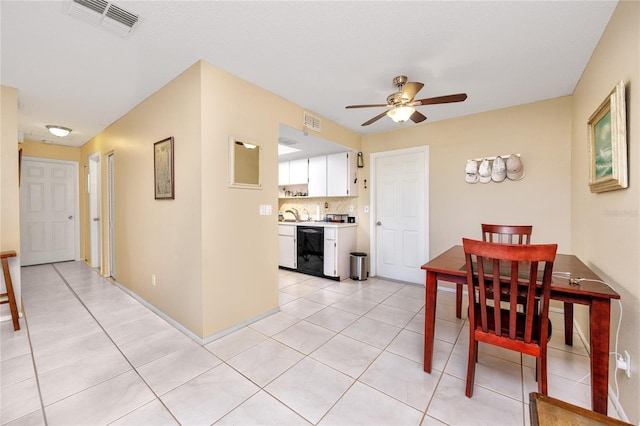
[285,208,299,221]
[302,209,311,221]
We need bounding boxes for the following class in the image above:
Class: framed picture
[154,137,174,199]
[588,80,627,193]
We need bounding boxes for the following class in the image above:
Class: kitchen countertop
[278,221,357,228]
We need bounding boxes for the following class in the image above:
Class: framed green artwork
[588,81,627,193]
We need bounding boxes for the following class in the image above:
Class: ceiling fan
[346,75,468,126]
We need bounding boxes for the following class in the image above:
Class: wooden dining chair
[482,224,533,245]
[455,224,533,319]
[462,238,557,397]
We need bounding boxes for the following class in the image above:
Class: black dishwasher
[297,226,324,277]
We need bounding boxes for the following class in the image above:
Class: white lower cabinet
[323,226,356,279]
[278,225,296,269]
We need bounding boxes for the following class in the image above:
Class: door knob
[376,221,382,226]
[68,216,73,220]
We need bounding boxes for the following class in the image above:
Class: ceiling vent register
[303,112,321,133]
[68,0,141,38]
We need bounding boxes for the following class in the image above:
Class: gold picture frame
[154,137,174,199]
[588,80,627,193]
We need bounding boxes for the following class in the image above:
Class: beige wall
[80,63,205,335]
[570,1,639,422]
[360,97,573,259]
[198,61,360,337]
[20,140,81,162]
[74,60,361,339]
[0,86,22,319]
[1,86,20,252]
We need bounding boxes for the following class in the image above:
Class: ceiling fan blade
[362,111,388,126]
[402,82,424,102]
[346,104,389,109]
[414,93,468,105]
[410,110,427,123]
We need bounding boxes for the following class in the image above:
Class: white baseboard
[111,279,280,346]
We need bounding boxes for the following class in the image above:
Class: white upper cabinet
[279,158,308,186]
[327,152,358,197]
[278,162,290,186]
[308,156,327,197]
[279,152,358,197]
[288,158,309,185]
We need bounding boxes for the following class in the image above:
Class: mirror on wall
[229,136,261,188]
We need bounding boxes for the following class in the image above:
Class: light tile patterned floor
[0,261,613,425]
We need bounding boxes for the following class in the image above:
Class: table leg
[563,302,573,346]
[456,283,463,319]
[423,271,438,373]
[589,298,611,415]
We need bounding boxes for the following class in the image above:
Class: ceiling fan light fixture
[387,106,415,123]
[46,125,72,137]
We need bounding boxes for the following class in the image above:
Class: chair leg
[456,283,463,318]
[537,356,548,395]
[466,337,478,397]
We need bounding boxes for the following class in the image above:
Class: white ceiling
[1,1,617,150]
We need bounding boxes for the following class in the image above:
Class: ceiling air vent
[303,112,321,133]
[68,0,142,38]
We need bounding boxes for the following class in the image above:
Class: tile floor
[0,261,616,425]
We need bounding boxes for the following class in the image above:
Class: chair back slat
[509,260,519,339]
[492,258,502,336]
[482,224,532,245]
[476,254,489,331]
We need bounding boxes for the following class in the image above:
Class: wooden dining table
[421,245,620,415]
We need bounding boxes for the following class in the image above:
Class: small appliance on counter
[325,213,349,223]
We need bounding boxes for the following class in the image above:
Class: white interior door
[372,147,429,284]
[20,158,79,266]
[88,153,101,268]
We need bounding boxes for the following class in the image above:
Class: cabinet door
[323,227,337,277]
[308,156,327,197]
[278,162,290,186]
[347,152,358,197]
[278,232,296,269]
[327,153,349,196]
[288,159,309,185]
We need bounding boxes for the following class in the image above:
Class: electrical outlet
[616,351,631,378]
[624,351,631,378]
[151,274,156,286]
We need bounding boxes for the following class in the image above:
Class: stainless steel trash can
[350,252,368,281]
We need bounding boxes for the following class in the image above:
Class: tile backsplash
[278,197,358,221]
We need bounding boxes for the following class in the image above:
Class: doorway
[370,146,429,284]
[20,157,80,266]
[88,152,101,269]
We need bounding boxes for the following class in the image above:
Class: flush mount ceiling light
[46,125,72,137]
[387,106,415,123]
